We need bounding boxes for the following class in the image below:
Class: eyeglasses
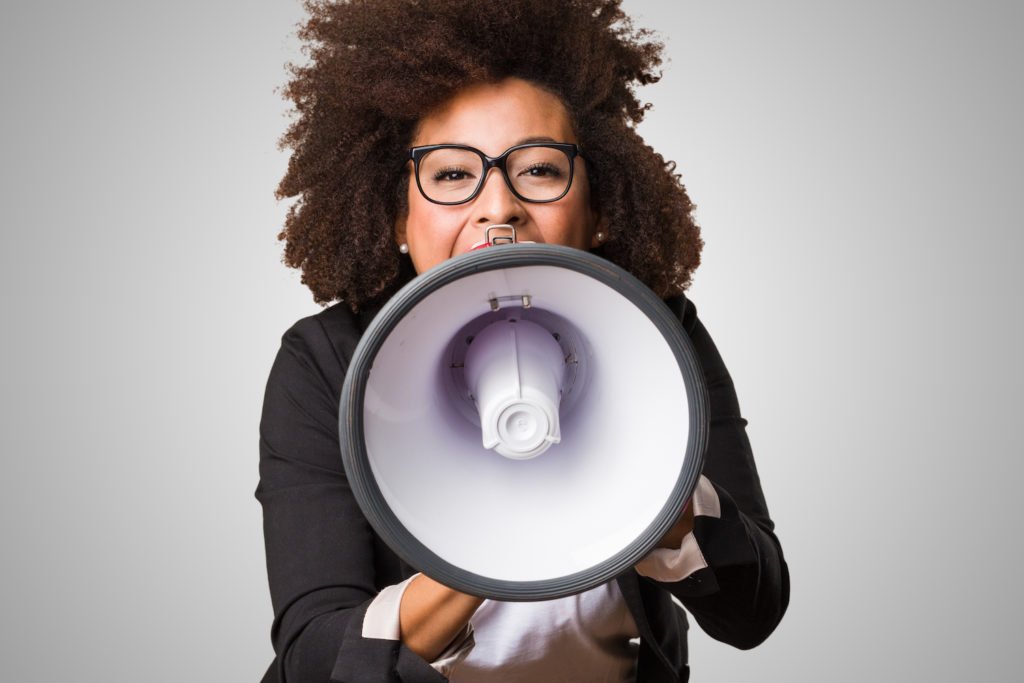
[409,142,581,205]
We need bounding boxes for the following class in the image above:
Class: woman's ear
[394,215,407,250]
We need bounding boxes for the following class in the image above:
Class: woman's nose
[471,167,524,226]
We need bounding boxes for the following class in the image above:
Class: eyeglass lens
[418,146,572,203]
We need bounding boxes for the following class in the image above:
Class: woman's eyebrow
[515,136,558,145]
[423,136,560,150]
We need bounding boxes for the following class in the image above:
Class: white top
[362,475,722,682]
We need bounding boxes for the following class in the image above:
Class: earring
[399,243,409,254]
[595,231,606,243]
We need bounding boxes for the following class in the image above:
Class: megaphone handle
[486,223,516,245]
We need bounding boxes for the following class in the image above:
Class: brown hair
[277,0,702,310]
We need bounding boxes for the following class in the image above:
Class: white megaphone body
[339,243,708,601]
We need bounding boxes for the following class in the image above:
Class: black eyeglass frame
[408,142,582,206]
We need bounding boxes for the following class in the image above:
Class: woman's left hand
[654,501,695,549]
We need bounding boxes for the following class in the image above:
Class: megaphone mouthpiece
[485,223,516,246]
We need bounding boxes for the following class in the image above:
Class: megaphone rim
[339,244,709,601]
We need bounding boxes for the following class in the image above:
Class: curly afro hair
[277,0,703,311]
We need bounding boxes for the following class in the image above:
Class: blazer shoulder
[663,294,698,335]
[278,302,364,370]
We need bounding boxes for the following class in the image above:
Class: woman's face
[397,77,604,274]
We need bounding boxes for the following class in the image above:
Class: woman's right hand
[399,574,485,661]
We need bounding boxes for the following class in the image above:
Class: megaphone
[339,243,708,601]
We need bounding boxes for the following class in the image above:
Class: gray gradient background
[1,1,1020,680]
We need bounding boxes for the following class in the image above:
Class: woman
[258,1,789,681]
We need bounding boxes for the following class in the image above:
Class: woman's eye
[432,167,475,182]
[520,163,562,178]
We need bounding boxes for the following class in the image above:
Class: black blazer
[257,296,789,682]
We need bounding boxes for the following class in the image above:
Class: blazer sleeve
[647,297,790,650]
[256,310,447,683]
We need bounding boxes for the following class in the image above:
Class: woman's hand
[654,501,695,549]
[399,574,485,661]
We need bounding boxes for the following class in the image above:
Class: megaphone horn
[340,243,708,601]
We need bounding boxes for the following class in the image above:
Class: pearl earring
[596,231,606,243]
[399,243,409,254]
